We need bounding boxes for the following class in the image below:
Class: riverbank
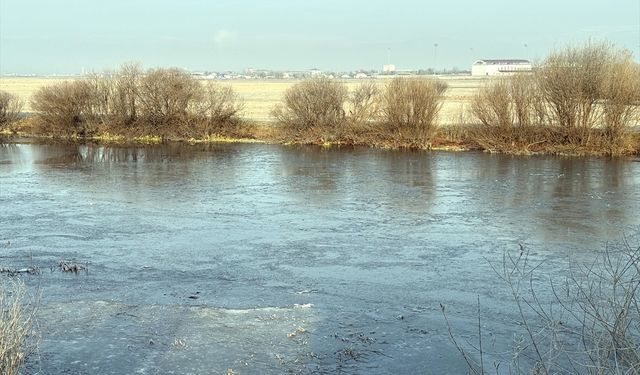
[2,68,638,156]
[2,118,638,157]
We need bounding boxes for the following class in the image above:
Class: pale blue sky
[1,0,639,74]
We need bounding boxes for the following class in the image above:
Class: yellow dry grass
[0,280,36,375]
[0,76,487,125]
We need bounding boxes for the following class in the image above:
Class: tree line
[1,42,639,155]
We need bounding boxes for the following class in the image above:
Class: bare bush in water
[0,280,38,375]
[443,241,640,374]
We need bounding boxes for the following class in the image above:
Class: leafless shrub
[510,74,546,128]
[0,91,23,128]
[137,68,202,133]
[444,240,640,374]
[109,63,142,127]
[468,42,639,154]
[471,78,514,129]
[537,42,615,145]
[191,82,244,137]
[0,280,38,375]
[31,80,100,136]
[470,75,552,153]
[272,77,347,141]
[378,77,447,146]
[601,52,640,154]
[28,64,246,140]
[347,81,380,129]
[85,73,114,125]
[471,74,544,129]
[57,261,88,273]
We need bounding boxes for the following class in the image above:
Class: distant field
[0,76,488,124]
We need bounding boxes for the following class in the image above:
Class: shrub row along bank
[271,77,447,148]
[469,42,640,155]
[1,42,639,155]
[23,64,246,140]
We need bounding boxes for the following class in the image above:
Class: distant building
[471,59,532,76]
[383,64,396,73]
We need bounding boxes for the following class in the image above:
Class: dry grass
[0,280,37,375]
[0,76,485,125]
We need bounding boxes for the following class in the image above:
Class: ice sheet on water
[34,300,321,374]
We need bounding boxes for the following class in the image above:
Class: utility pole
[433,43,438,75]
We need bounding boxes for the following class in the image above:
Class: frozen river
[1,140,639,374]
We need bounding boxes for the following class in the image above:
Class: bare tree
[31,80,98,136]
[347,81,380,129]
[379,77,447,145]
[272,77,347,141]
[536,42,613,145]
[601,52,640,154]
[0,91,23,127]
[192,82,244,137]
[471,78,514,129]
[137,68,202,132]
[111,63,142,126]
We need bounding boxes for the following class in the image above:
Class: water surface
[1,141,639,374]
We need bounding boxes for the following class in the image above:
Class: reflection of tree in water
[471,154,547,208]
[525,157,639,243]
[34,142,221,164]
[26,142,240,202]
[276,146,346,204]
[374,150,435,214]
[276,146,436,213]
[0,143,20,170]
[457,153,638,244]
